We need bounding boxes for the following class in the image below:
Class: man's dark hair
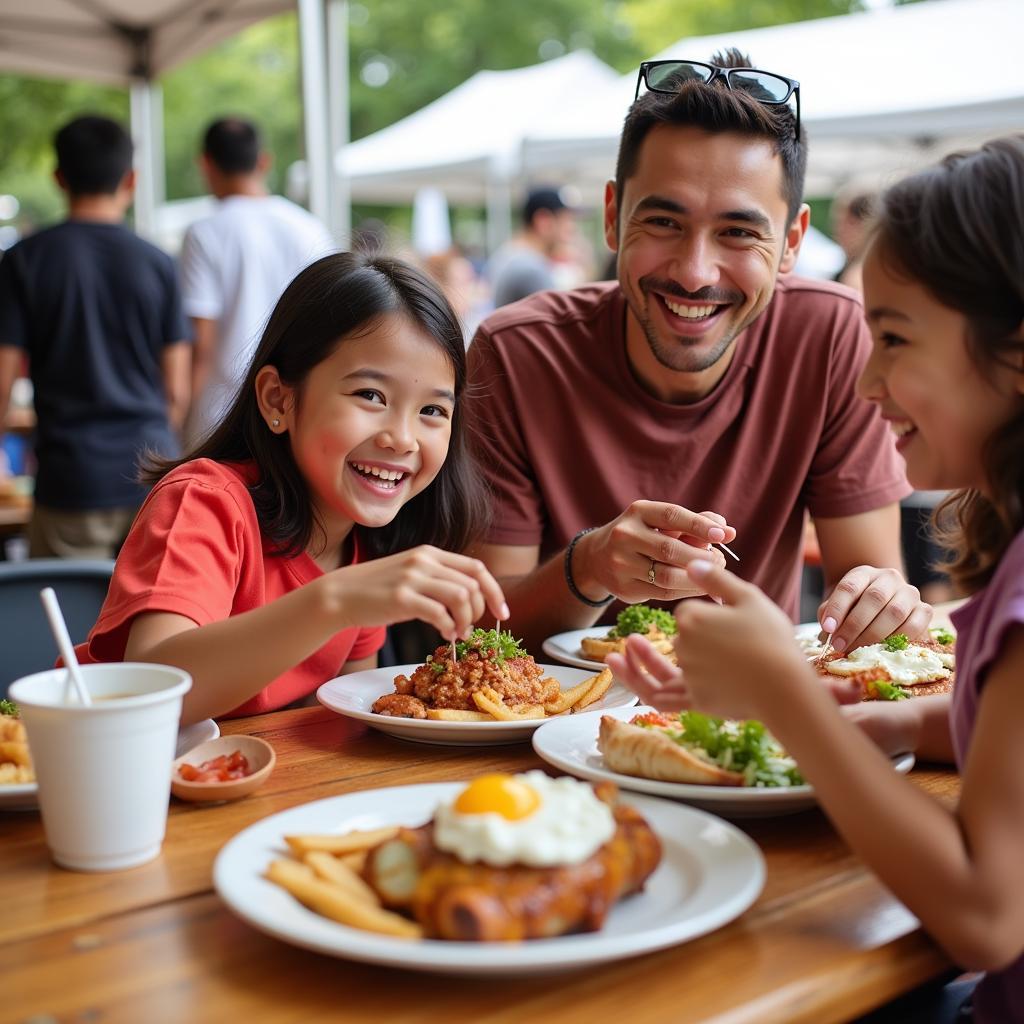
[54,116,133,196]
[202,118,262,175]
[615,48,807,224]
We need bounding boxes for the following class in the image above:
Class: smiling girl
[610,136,1024,1022]
[76,253,507,724]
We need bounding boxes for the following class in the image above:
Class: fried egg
[825,642,951,684]
[433,771,615,868]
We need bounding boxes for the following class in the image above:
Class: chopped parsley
[638,710,803,787]
[931,627,955,646]
[454,628,528,663]
[865,678,909,701]
[0,698,18,717]
[608,604,678,640]
[883,633,910,652]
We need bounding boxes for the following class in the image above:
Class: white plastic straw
[39,587,92,706]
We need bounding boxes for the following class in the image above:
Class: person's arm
[813,503,932,650]
[473,502,733,653]
[0,345,21,428]
[633,560,1024,971]
[341,654,377,674]
[124,545,507,724]
[188,317,218,419]
[839,693,955,763]
[161,340,191,434]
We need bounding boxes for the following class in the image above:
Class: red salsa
[178,750,251,783]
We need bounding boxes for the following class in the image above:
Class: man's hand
[572,500,735,604]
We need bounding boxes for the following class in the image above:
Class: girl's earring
[271,418,281,429]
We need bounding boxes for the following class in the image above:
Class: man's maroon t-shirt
[466,276,910,620]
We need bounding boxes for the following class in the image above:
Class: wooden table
[1,705,957,1024]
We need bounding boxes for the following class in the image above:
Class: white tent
[336,50,619,251]
[522,0,1024,198]
[0,0,349,240]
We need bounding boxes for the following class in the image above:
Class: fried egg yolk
[453,773,541,820]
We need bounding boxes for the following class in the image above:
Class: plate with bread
[318,628,637,745]
[533,705,915,818]
[542,604,678,671]
[214,775,764,974]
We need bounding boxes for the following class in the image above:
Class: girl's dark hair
[145,252,488,559]
[871,134,1024,593]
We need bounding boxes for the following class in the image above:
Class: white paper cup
[10,663,192,872]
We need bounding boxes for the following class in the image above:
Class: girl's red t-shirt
[75,458,385,716]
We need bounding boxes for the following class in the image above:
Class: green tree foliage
[0,0,918,226]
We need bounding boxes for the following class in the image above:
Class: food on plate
[580,604,678,662]
[599,710,804,788]
[178,750,252,783]
[0,699,34,785]
[267,773,662,942]
[371,628,612,721]
[812,629,956,699]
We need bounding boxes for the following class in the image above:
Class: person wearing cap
[465,48,929,656]
[486,186,580,308]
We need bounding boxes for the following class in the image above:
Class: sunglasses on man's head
[635,59,801,140]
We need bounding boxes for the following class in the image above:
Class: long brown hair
[871,135,1024,593]
[144,252,488,559]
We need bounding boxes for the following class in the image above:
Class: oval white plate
[541,629,609,670]
[214,782,764,975]
[532,706,915,818]
[0,717,220,812]
[546,624,827,672]
[316,664,637,746]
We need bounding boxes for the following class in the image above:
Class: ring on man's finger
[647,559,657,585]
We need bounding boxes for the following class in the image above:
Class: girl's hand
[605,635,689,712]
[817,566,933,655]
[330,546,508,640]
[669,561,813,722]
[839,699,923,759]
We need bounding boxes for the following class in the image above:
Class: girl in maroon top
[82,253,507,723]
[612,136,1024,1022]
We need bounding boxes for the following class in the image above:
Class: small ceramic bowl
[170,734,276,803]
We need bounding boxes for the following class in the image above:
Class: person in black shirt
[0,115,190,558]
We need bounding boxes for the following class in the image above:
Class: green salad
[0,698,18,717]
[607,604,677,640]
[639,710,804,787]
[454,628,528,663]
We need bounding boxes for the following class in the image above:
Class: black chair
[0,559,114,697]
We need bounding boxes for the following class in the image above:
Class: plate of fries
[214,782,765,974]
[316,664,638,745]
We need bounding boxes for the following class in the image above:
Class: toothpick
[716,541,740,562]
[816,633,834,667]
[451,638,457,664]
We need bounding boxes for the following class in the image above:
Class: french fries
[284,826,399,858]
[573,668,613,712]
[543,671,602,715]
[265,857,422,939]
[471,687,546,721]
[426,708,492,722]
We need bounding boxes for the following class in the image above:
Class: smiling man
[466,49,921,654]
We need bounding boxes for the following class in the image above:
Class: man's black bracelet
[564,528,615,608]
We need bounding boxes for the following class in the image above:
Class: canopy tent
[522,0,1024,198]
[0,0,349,241]
[336,50,618,251]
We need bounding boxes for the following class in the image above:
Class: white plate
[532,706,915,818]
[214,782,764,975]
[0,717,220,812]
[316,664,637,746]
[541,628,609,670]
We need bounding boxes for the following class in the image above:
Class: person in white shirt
[179,118,335,444]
